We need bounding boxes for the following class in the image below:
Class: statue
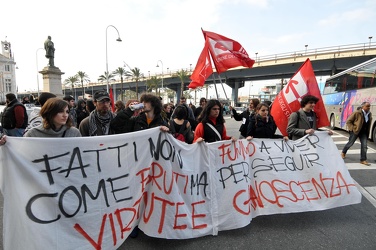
[44,36,55,67]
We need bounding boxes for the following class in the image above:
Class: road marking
[353,180,376,208]
[346,163,376,169]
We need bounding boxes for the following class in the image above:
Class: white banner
[0,128,361,249]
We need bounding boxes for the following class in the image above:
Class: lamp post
[156,60,164,89]
[105,25,122,93]
[35,48,44,97]
[255,52,258,62]
[305,44,308,55]
[369,36,373,48]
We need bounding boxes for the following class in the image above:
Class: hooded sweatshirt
[24,124,81,137]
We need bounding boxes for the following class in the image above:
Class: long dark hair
[41,98,72,129]
[198,99,225,124]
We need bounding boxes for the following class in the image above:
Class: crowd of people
[0,90,373,241]
[0,92,371,165]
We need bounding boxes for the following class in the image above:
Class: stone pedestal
[39,66,64,97]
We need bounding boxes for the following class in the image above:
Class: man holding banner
[271,59,331,138]
[287,95,333,140]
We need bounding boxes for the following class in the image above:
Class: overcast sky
[2,0,375,96]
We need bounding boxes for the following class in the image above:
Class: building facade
[0,39,17,103]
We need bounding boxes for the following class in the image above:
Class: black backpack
[169,120,193,144]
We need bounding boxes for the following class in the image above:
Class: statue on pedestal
[44,36,55,67]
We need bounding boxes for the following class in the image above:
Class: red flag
[271,59,329,136]
[188,42,213,89]
[109,87,115,112]
[202,30,255,74]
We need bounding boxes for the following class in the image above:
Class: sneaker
[341,153,346,159]
[360,161,371,166]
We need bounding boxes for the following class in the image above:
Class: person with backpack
[194,99,236,143]
[246,103,288,140]
[287,95,333,140]
[229,98,260,138]
[168,105,193,144]
[1,93,28,137]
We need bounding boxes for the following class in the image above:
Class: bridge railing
[256,42,376,63]
[58,42,376,91]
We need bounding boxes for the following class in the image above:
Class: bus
[322,57,376,142]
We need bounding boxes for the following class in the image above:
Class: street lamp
[305,44,308,55]
[105,25,122,93]
[156,60,164,89]
[35,48,44,97]
[255,52,258,62]
[369,36,373,48]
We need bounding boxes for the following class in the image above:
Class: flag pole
[211,74,219,99]
[217,73,229,100]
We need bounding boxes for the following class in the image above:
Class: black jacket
[131,112,167,131]
[247,114,283,139]
[232,109,252,137]
[203,121,224,143]
[110,108,135,134]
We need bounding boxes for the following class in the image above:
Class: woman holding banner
[246,103,289,140]
[24,98,81,137]
[246,103,288,140]
[194,99,236,143]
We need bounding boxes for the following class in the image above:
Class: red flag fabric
[202,30,255,74]
[188,42,213,89]
[109,87,115,112]
[270,59,329,136]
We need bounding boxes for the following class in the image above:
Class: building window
[5,65,10,72]
[5,79,11,92]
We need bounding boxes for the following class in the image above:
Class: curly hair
[300,95,319,107]
[198,99,225,124]
[40,98,72,129]
[140,93,162,114]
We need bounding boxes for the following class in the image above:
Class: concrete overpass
[62,42,376,103]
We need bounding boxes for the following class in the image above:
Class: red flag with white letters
[202,30,255,74]
[189,41,213,89]
[271,59,329,136]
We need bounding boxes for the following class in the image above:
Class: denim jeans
[3,128,25,137]
[342,131,368,161]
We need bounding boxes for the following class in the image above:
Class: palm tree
[98,71,116,89]
[76,71,90,98]
[129,67,143,99]
[113,67,132,101]
[146,76,160,93]
[176,69,189,98]
[64,76,79,100]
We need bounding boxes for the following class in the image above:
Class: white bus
[322,57,376,141]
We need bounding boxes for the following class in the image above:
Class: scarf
[88,110,114,136]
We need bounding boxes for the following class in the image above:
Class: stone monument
[39,35,64,96]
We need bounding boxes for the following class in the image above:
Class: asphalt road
[1,115,375,250]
